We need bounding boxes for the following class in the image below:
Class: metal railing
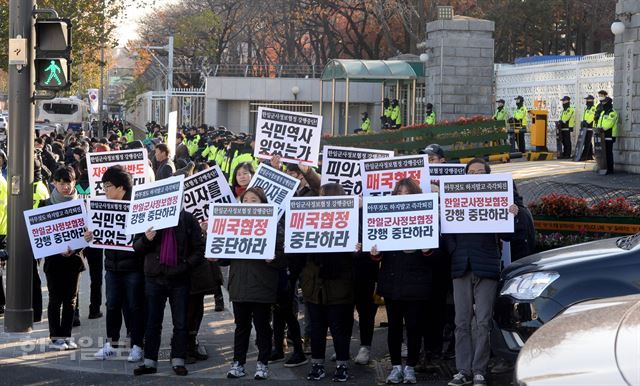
[205,64,324,78]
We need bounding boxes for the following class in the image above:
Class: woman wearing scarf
[132,206,205,376]
[42,166,85,350]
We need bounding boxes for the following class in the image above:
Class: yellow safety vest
[597,109,618,138]
[424,111,437,125]
[513,105,528,128]
[560,105,575,129]
[582,105,597,125]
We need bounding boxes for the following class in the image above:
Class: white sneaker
[401,343,408,358]
[127,345,143,362]
[94,342,116,360]
[50,339,68,351]
[65,338,78,350]
[386,365,404,384]
[403,366,417,384]
[354,346,371,365]
[227,361,246,378]
[254,361,269,380]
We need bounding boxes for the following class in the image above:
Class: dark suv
[491,233,640,361]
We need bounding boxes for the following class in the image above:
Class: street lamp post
[142,36,173,126]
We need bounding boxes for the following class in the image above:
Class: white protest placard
[167,111,178,158]
[285,196,359,254]
[321,146,394,195]
[87,149,149,197]
[429,164,466,185]
[360,154,431,196]
[205,203,278,260]
[254,107,322,166]
[125,175,184,234]
[24,200,89,259]
[247,163,300,219]
[363,193,439,252]
[439,173,514,234]
[183,165,236,222]
[87,199,134,251]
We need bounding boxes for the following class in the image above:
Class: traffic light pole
[6,0,36,332]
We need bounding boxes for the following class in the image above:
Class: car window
[617,233,640,250]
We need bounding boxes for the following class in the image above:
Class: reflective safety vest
[360,118,371,133]
[513,105,528,128]
[187,135,200,157]
[201,145,217,162]
[582,105,597,125]
[424,111,437,125]
[126,128,134,143]
[492,108,507,127]
[560,105,575,130]
[384,106,393,118]
[597,109,618,138]
[33,180,50,209]
[390,106,401,125]
[0,175,7,236]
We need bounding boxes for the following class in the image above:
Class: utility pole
[165,36,173,126]
[98,0,105,124]
[6,0,36,332]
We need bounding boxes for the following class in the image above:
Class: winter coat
[301,251,355,305]
[133,210,205,282]
[445,232,511,280]
[376,249,432,301]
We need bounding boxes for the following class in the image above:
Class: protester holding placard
[369,178,433,385]
[88,166,145,362]
[132,207,205,377]
[301,183,360,383]
[41,166,86,351]
[220,187,286,381]
[445,158,518,386]
[230,162,255,198]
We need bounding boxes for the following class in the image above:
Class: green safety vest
[0,175,7,236]
[384,106,393,118]
[390,106,401,125]
[513,105,528,128]
[360,118,371,133]
[560,105,575,129]
[187,135,200,157]
[424,111,437,125]
[116,129,123,138]
[126,129,134,143]
[597,109,618,137]
[582,105,597,125]
[33,180,50,209]
[492,108,507,127]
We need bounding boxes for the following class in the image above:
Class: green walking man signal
[44,60,62,85]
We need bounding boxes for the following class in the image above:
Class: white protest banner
[363,193,439,252]
[87,149,149,197]
[247,163,300,219]
[24,199,89,259]
[285,196,359,253]
[254,107,322,166]
[87,199,134,251]
[429,164,466,184]
[205,203,278,260]
[360,154,431,196]
[183,165,236,222]
[321,146,394,195]
[439,173,514,234]
[125,175,184,234]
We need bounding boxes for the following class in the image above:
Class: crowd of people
[0,120,537,386]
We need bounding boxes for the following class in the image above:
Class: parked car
[515,293,640,385]
[492,233,640,362]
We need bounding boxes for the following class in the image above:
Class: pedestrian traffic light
[34,19,72,91]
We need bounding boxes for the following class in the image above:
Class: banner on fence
[126,175,184,234]
[439,173,514,234]
[205,204,278,259]
[24,200,88,259]
[87,149,148,197]
[360,155,430,196]
[254,107,322,166]
[363,194,439,252]
[87,199,134,251]
[183,165,236,222]
[321,146,394,195]
[285,196,359,253]
[247,164,300,219]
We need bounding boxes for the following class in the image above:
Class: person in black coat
[42,166,85,351]
[132,209,205,377]
[445,158,518,386]
[86,165,145,362]
[370,178,433,385]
